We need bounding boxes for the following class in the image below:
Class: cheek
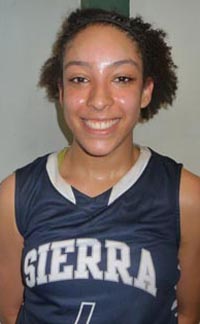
[115,91,142,115]
[63,90,86,113]
[62,90,87,130]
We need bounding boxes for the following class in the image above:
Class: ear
[141,77,154,109]
[58,80,64,107]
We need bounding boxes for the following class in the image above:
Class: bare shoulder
[0,174,18,234]
[177,169,200,322]
[180,168,200,202]
[0,173,15,196]
[0,173,15,192]
[0,172,23,253]
[0,174,15,220]
[0,174,24,321]
[179,168,200,243]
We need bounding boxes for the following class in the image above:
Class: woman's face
[59,24,153,157]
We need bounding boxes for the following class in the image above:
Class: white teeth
[84,119,118,130]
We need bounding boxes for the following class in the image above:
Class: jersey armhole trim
[14,171,25,237]
[175,164,183,249]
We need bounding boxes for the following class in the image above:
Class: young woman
[0,8,199,324]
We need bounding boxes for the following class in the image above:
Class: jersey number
[74,302,96,324]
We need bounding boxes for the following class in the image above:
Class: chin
[79,141,117,158]
[83,148,113,158]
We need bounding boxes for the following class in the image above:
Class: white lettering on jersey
[104,240,133,285]
[134,248,157,296]
[36,243,50,285]
[74,238,103,280]
[23,239,157,297]
[49,239,75,282]
[24,248,37,287]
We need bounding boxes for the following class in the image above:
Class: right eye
[69,76,89,84]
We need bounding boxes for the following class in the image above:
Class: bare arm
[0,175,24,324]
[177,169,200,324]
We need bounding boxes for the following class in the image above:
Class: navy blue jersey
[15,147,182,324]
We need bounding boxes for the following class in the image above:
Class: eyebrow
[64,59,140,70]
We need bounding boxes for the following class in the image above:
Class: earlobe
[58,81,64,107]
[141,78,154,109]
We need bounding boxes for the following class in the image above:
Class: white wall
[0,0,199,181]
[132,0,200,174]
[0,0,79,181]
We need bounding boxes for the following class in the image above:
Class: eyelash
[114,76,135,83]
[68,76,135,84]
[69,77,89,84]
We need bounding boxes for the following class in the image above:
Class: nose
[87,82,114,111]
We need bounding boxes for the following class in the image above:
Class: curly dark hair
[38,8,178,121]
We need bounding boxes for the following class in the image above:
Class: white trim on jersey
[108,147,151,205]
[46,146,151,205]
[46,152,76,204]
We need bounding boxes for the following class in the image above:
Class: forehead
[64,24,141,64]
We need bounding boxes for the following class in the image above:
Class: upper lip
[81,117,120,121]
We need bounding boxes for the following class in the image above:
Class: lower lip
[82,119,120,135]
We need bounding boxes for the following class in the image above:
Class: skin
[0,24,200,324]
[0,174,23,324]
[59,25,153,196]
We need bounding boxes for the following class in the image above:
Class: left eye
[114,76,134,83]
[69,77,89,83]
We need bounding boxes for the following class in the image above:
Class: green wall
[81,0,129,17]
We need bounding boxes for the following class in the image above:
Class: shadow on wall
[55,102,73,145]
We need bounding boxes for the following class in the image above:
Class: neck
[62,140,139,183]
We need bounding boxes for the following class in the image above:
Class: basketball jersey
[15,147,182,324]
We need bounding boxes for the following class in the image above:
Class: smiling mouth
[83,119,120,130]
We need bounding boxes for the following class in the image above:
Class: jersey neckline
[46,146,152,206]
